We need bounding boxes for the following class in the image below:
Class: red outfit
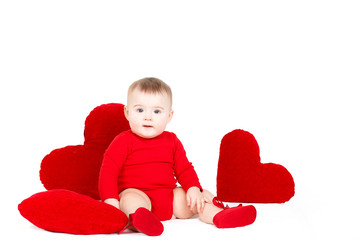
[99,130,202,220]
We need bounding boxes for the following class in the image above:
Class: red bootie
[212,197,256,228]
[126,208,164,236]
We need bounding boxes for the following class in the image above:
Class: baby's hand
[186,187,210,213]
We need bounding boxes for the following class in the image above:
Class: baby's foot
[129,208,164,236]
[212,197,256,228]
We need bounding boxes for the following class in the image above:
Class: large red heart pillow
[216,129,295,203]
[40,103,130,199]
[18,189,128,234]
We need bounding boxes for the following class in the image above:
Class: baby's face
[125,88,173,139]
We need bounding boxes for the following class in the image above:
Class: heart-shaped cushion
[40,103,130,199]
[216,129,295,203]
[18,189,128,234]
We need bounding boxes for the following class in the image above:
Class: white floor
[7,195,358,239]
[2,1,360,239]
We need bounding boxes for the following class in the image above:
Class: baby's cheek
[129,119,140,130]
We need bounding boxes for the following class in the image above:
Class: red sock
[212,199,256,228]
[129,208,164,236]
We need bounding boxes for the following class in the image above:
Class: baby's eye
[154,109,161,114]
[136,108,144,113]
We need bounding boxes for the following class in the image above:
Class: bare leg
[173,187,223,224]
[198,202,222,224]
[118,188,152,218]
[198,190,222,224]
[173,187,256,228]
[173,187,196,219]
[118,188,164,236]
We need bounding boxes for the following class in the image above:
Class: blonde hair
[128,77,173,107]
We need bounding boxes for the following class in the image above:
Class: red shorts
[143,188,174,221]
[119,188,174,221]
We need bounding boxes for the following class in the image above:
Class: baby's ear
[124,106,129,120]
[167,110,174,123]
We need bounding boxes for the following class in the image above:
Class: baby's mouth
[143,125,153,128]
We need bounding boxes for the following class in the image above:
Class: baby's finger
[191,198,196,211]
[201,199,206,212]
[196,199,200,213]
[197,198,204,213]
[187,194,191,207]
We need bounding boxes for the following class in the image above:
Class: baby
[99,78,256,236]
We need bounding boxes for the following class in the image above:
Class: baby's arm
[172,134,205,212]
[99,133,128,205]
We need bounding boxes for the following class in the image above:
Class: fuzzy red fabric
[40,103,130,199]
[213,204,257,228]
[18,189,128,234]
[216,129,295,203]
[130,208,164,236]
[99,130,202,220]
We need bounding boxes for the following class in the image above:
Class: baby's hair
[128,77,173,107]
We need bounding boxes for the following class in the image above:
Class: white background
[1,0,359,239]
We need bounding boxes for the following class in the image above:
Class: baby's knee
[173,187,186,199]
[119,188,152,213]
[202,189,215,202]
[173,187,194,219]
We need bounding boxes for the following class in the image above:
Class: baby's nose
[144,111,152,120]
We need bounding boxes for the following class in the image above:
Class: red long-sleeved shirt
[99,130,202,201]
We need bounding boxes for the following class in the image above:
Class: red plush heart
[18,189,128,234]
[216,129,295,203]
[40,103,130,199]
